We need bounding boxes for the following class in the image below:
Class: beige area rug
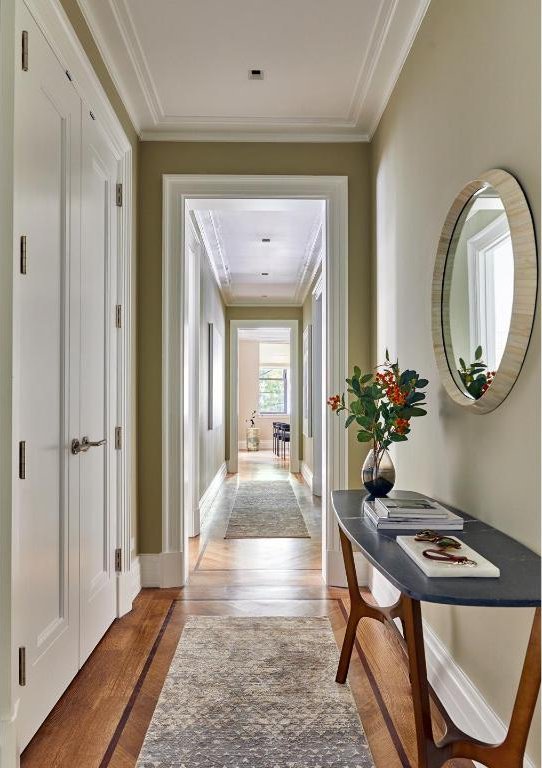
[137,616,374,767]
[224,481,310,538]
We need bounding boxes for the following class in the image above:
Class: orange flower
[327,394,341,411]
[395,417,410,435]
[386,384,406,406]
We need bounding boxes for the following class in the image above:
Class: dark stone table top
[332,489,541,607]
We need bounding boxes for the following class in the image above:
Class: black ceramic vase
[362,447,395,498]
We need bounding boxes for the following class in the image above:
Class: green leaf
[353,366,361,378]
[356,430,373,442]
[351,378,361,395]
[475,345,483,360]
[416,378,429,388]
[406,391,426,405]
[390,433,408,442]
[398,406,427,418]
[356,415,373,428]
[344,414,356,428]
[360,373,373,384]
[459,357,466,371]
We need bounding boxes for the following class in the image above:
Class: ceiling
[77,0,430,141]
[238,328,291,343]
[188,198,324,305]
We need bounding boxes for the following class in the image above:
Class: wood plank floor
[21,450,473,768]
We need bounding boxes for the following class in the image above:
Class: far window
[259,367,289,414]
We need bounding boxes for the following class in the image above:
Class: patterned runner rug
[136,616,374,768]
[224,480,310,538]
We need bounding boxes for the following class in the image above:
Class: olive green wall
[371,0,540,761]
[138,142,372,552]
[58,0,140,554]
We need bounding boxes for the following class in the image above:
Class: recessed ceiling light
[261,237,271,243]
[261,272,269,276]
[261,295,268,298]
[249,69,264,80]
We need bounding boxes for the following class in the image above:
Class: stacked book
[363,496,464,531]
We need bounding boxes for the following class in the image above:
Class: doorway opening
[163,175,350,587]
[237,326,293,470]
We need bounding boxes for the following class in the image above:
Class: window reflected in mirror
[443,184,514,399]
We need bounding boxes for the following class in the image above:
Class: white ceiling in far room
[190,198,324,306]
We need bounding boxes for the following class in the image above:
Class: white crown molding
[295,218,323,305]
[140,129,370,143]
[76,0,430,141]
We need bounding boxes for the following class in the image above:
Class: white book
[397,535,500,578]
[363,501,464,531]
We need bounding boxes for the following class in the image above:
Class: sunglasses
[415,530,477,567]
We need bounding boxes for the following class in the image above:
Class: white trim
[0,0,16,763]
[198,462,227,525]
[300,461,313,492]
[369,570,536,768]
[116,556,141,615]
[162,175,348,588]
[141,129,370,143]
[24,0,131,155]
[139,552,184,589]
[230,318,300,476]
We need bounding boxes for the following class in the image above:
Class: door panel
[13,3,81,750]
[79,109,118,664]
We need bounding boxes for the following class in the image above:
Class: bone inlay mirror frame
[432,169,538,414]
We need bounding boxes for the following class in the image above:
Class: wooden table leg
[335,527,540,767]
[335,526,404,684]
[402,597,541,768]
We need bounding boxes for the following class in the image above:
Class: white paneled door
[79,108,118,664]
[13,3,119,750]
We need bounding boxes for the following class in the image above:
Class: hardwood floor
[21,450,473,768]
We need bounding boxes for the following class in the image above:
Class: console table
[332,489,541,768]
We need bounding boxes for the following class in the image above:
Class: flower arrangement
[327,351,428,495]
[457,346,496,399]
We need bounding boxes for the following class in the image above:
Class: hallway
[21,455,472,768]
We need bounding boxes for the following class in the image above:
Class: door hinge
[115,304,122,328]
[65,70,72,82]
[115,183,123,207]
[22,30,28,71]
[19,647,26,686]
[18,441,26,479]
[114,426,122,450]
[20,235,27,275]
[115,548,122,572]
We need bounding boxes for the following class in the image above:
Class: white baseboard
[0,701,19,768]
[199,462,227,523]
[300,461,313,492]
[140,551,185,588]
[325,548,369,588]
[116,556,142,616]
[369,568,536,768]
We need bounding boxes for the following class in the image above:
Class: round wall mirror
[432,169,537,413]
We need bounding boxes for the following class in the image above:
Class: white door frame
[229,319,299,474]
[162,174,349,590]
[312,275,324,497]
[0,1,134,762]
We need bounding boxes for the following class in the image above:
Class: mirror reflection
[443,184,514,399]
